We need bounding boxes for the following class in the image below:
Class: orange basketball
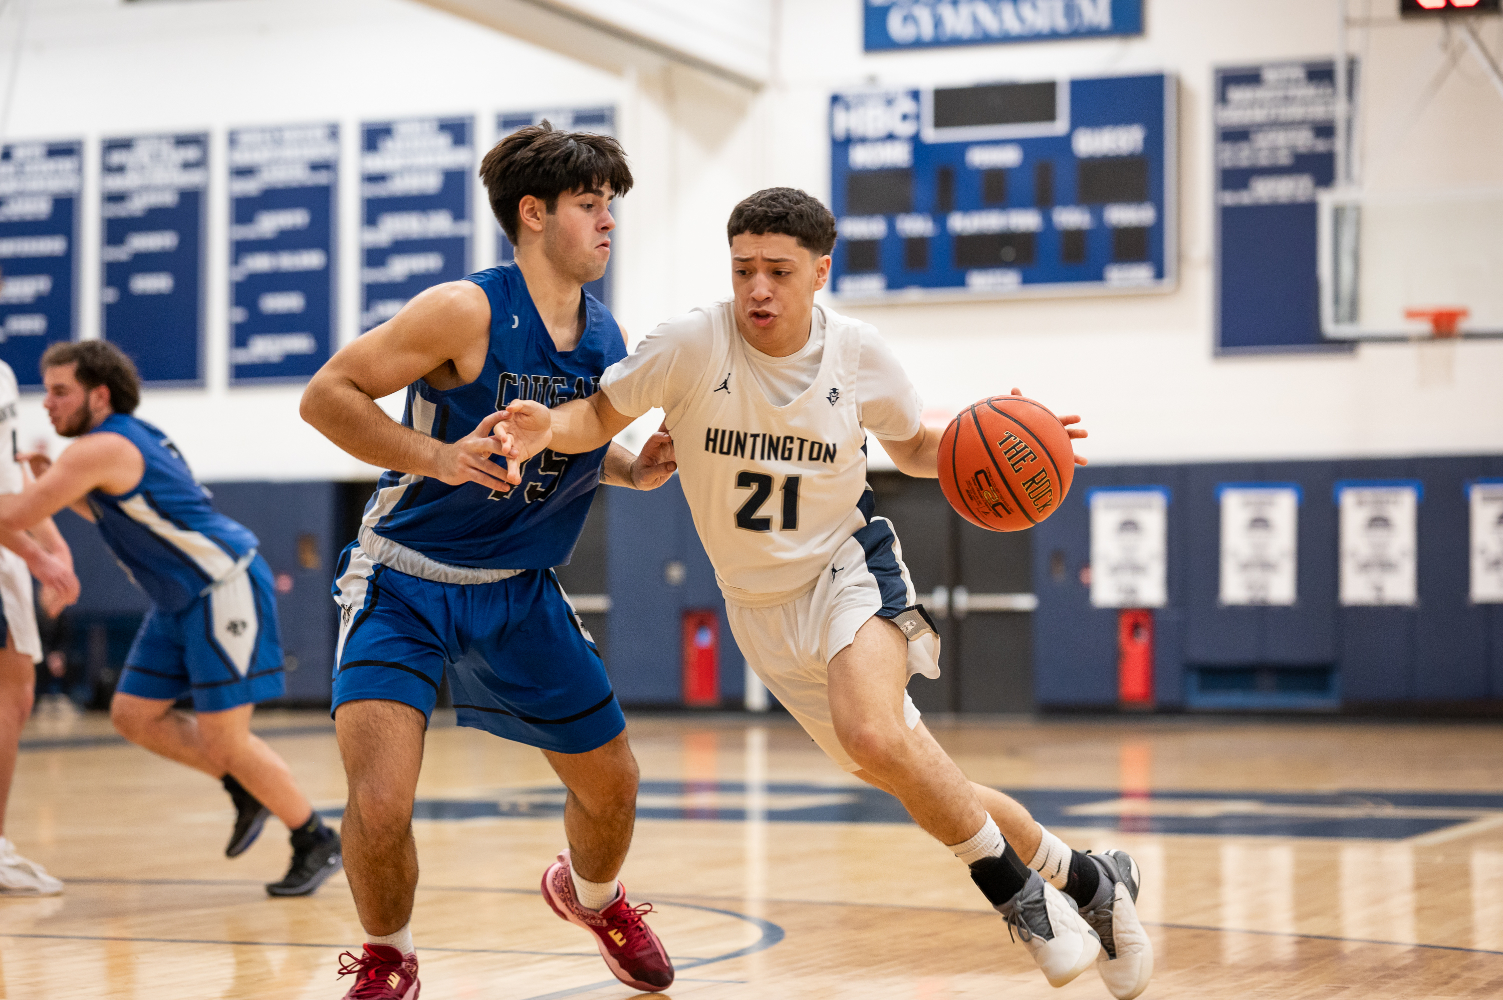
[938,395,1075,532]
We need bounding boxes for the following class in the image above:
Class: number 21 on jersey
[735,472,800,531]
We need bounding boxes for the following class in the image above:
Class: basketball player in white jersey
[0,354,78,895]
[497,188,1153,999]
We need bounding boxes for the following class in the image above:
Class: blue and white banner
[1337,481,1420,607]
[1089,487,1169,609]
[1218,484,1300,606]
[229,124,338,385]
[360,116,473,333]
[1470,480,1503,604]
[494,107,616,309]
[102,133,208,386]
[864,0,1143,51]
[0,141,82,390]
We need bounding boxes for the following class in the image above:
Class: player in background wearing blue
[0,341,342,896]
[300,123,678,1000]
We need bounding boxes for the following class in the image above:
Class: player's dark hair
[726,187,838,257]
[480,121,633,244]
[41,340,141,415]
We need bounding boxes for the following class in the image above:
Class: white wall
[5,0,1501,481]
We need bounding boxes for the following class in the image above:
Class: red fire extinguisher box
[1118,609,1154,706]
[682,610,720,707]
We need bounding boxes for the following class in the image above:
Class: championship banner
[1471,480,1503,604]
[864,0,1143,52]
[1337,481,1420,607]
[360,116,473,333]
[0,140,82,390]
[101,132,209,386]
[228,123,338,384]
[1219,485,1299,606]
[1089,487,1168,608]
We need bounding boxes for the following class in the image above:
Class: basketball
[938,395,1076,532]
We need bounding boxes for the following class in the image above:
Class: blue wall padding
[606,477,746,706]
[1031,454,1503,708]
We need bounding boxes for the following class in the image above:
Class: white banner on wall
[1471,481,1503,604]
[1090,488,1168,608]
[1219,485,1299,606]
[1338,482,1420,607]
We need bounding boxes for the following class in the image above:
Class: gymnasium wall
[8,0,1502,712]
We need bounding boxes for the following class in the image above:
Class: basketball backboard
[1318,187,1503,339]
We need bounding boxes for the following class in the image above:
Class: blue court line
[6,878,786,999]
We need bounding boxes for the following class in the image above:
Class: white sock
[571,866,620,911]
[367,923,414,957]
[1027,825,1072,890]
[948,815,1006,867]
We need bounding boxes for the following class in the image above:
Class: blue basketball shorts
[117,554,286,712]
[329,539,624,755]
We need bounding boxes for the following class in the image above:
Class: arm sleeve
[857,328,924,441]
[599,311,714,419]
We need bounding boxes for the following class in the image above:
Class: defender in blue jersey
[301,123,677,999]
[0,341,343,898]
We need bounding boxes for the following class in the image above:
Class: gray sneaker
[995,869,1100,987]
[1080,850,1154,1000]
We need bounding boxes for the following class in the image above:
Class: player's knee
[109,695,149,741]
[198,727,249,773]
[348,781,414,833]
[0,670,32,724]
[837,720,909,774]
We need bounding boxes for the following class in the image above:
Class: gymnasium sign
[494,107,615,309]
[1337,481,1420,607]
[863,0,1144,51]
[229,124,338,384]
[0,140,81,390]
[1089,487,1168,609]
[828,72,1176,302]
[1218,485,1299,606]
[1471,480,1503,604]
[360,116,473,332]
[101,132,208,386]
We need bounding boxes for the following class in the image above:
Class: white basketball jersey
[0,362,23,496]
[669,301,872,607]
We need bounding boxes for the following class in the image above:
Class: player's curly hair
[41,340,141,414]
[726,187,838,257]
[480,121,634,244]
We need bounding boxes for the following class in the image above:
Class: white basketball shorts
[0,547,41,663]
[724,516,941,772]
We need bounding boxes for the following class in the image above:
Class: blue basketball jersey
[362,263,626,570]
[86,414,260,614]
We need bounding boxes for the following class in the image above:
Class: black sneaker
[266,827,342,897]
[223,776,270,858]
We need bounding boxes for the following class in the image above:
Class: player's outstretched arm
[500,389,636,464]
[300,282,521,493]
[882,423,944,479]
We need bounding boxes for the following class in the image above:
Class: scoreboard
[829,73,1176,301]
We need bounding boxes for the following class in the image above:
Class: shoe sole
[1042,929,1100,987]
[226,808,270,858]
[541,862,670,993]
[266,854,344,897]
[1097,852,1153,1000]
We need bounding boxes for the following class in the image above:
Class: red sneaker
[337,944,420,999]
[541,850,674,992]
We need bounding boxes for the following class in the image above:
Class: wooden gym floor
[3,709,1502,999]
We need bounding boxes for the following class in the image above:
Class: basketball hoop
[1404,307,1470,338]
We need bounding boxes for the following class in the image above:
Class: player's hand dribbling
[435,410,524,492]
[631,425,677,490]
[1010,387,1089,466]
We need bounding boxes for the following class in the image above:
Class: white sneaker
[0,837,63,895]
[996,869,1100,987]
[1080,850,1154,1000]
